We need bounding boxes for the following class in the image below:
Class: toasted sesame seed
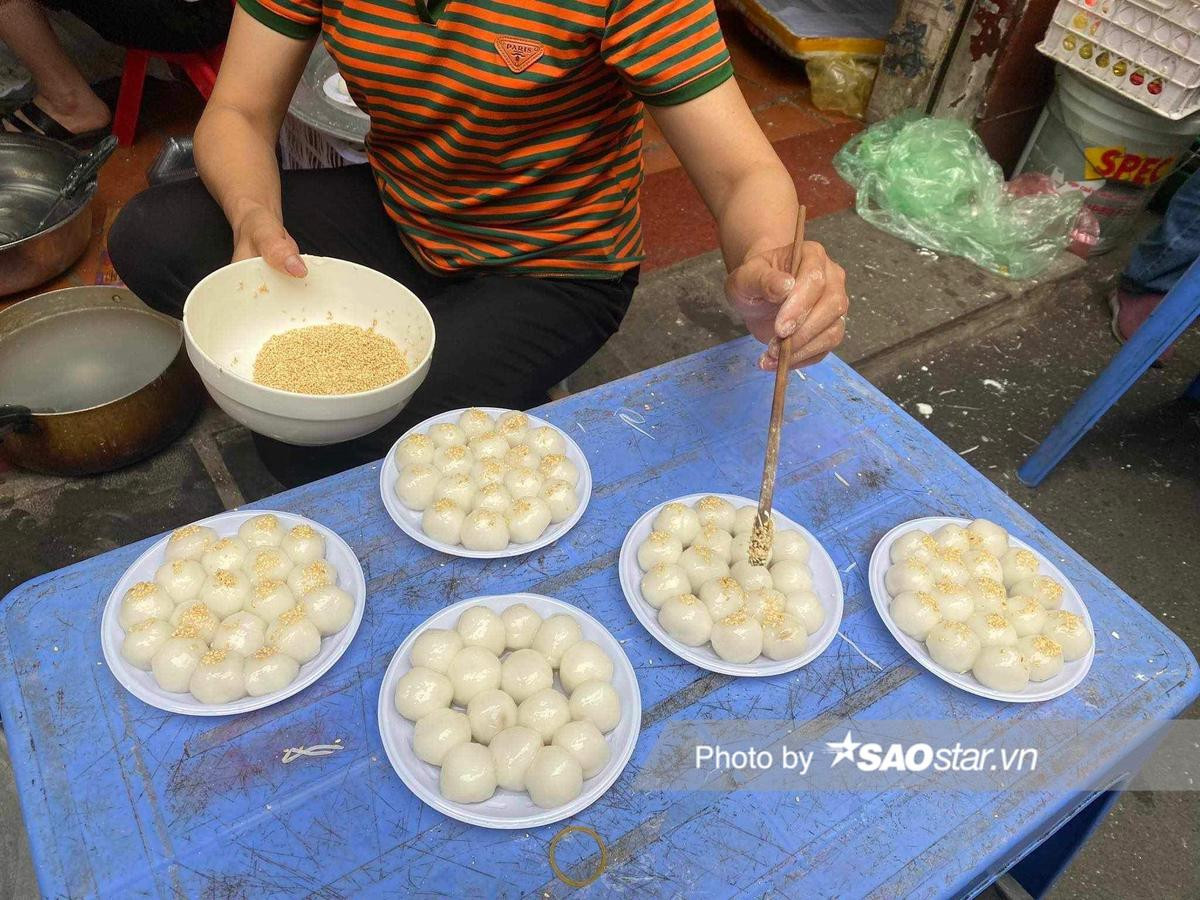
[252,323,408,395]
[171,524,202,542]
[128,582,157,598]
[214,570,238,588]
[201,649,229,665]
[254,645,278,660]
[254,515,278,531]
[278,605,307,625]
[290,524,316,539]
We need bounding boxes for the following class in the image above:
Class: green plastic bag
[834,115,1083,278]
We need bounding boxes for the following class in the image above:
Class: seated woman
[108,0,849,487]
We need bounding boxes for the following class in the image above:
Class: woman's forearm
[193,103,284,233]
[714,163,799,269]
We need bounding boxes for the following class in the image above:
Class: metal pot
[0,286,203,476]
[0,133,96,297]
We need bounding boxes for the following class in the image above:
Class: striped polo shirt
[240,0,733,277]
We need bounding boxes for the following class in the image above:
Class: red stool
[111,44,226,147]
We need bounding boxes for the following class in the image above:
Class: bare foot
[2,88,110,136]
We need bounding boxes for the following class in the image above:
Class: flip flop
[1,100,110,149]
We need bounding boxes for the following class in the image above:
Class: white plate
[377,593,641,830]
[618,493,844,677]
[101,509,366,716]
[868,516,1096,703]
[379,407,592,559]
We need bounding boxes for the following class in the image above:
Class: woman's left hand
[724,239,849,371]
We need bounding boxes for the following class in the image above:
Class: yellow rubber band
[547,825,608,889]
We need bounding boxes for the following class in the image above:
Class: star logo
[825,730,861,768]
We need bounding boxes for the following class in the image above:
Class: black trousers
[46,1,232,52]
[107,165,637,487]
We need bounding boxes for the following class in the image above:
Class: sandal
[1,100,110,149]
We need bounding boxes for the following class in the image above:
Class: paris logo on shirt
[495,35,544,73]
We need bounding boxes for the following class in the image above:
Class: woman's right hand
[231,204,308,277]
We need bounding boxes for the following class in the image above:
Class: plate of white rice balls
[377,593,640,829]
[101,510,366,715]
[869,516,1095,703]
[619,493,844,677]
[379,407,592,558]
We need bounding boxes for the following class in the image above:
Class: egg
[201,536,250,574]
[567,680,621,733]
[155,559,206,603]
[932,523,970,552]
[690,524,733,563]
[678,546,729,591]
[211,610,268,657]
[640,563,690,609]
[960,549,1003,583]
[732,506,759,535]
[491,725,544,791]
[189,649,246,704]
[925,621,981,673]
[637,531,683,570]
[394,666,454,720]
[238,513,285,549]
[699,576,745,621]
[457,607,507,656]
[413,707,472,765]
[422,499,466,545]
[552,720,610,778]
[527,425,566,457]
[410,628,463,674]
[503,466,543,500]
[500,648,554,703]
[472,482,512,516]
[972,645,1030,692]
[266,606,322,664]
[524,745,583,808]
[169,602,220,642]
[710,610,763,664]
[772,530,810,564]
[119,581,174,630]
[531,614,582,667]
[460,509,511,551]
[467,689,518,745]
[287,559,336,598]
[200,569,252,618]
[433,444,474,477]
[244,645,300,696]
[966,577,1009,615]
[889,590,941,640]
[743,588,785,623]
[761,610,807,661]
[243,548,292,583]
[507,497,553,544]
[538,454,579,489]
[729,560,773,592]
[1042,610,1091,661]
[247,578,296,622]
[301,584,354,635]
[1010,575,1065,610]
[121,618,173,670]
[651,502,701,546]
[517,688,571,741]
[281,524,325,566]
[539,478,579,524]
[469,430,509,460]
[458,407,495,440]
[658,593,713,646]
[999,548,1040,589]
[395,432,436,467]
[433,473,477,510]
[429,422,467,449]
[394,463,440,511]
[693,495,736,532]
[559,641,614,693]
[439,742,497,803]
[503,443,538,472]
[730,532,772,566]
[446,646,502,706]
[150,629,208,692]
[1007,596,1048,637]
[769,560,812,595]
[931,580,974,623]
[496,410,531,445]
[784,590,826,635]
[500,603,542,650]
[471,458,508,487]
[966,612,1018,648]
[1018,634,1065,682]
[884,560,933,595]
[164,523,218,562]
[966,519,1009,557]
[890,530,937,565]
[927,547,969,586]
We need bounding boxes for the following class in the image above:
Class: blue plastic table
[2,338,1195,898]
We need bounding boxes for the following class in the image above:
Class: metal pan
[0,286,203,476]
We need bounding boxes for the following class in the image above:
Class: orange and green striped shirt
[239,0,733,277]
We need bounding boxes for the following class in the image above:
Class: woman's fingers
[257,227,307,277]
[760,315,846,370]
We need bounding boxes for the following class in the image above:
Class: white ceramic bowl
[619,493,844,677]
[101,509,366,716]
[869,516,1095,703]
[377,593,641,829]
[379,407,592,559]
[183,255,435,445]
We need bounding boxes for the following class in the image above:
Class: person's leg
[0,0,110,137]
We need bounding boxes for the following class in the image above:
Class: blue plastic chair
[1019,253,1200,486]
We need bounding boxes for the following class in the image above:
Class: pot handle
[0,406,34,435]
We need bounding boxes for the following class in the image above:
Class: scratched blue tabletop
[1,337,1196,898]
